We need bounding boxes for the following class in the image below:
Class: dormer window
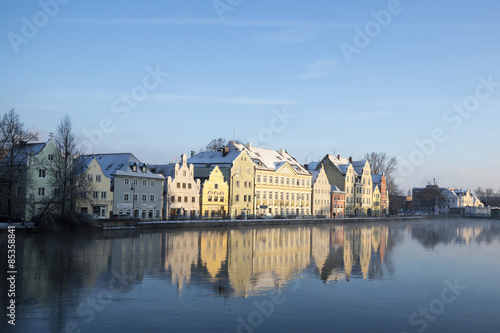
[132,164,137,172]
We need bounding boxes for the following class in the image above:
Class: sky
[1,0,500,194]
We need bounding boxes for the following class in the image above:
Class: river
[1,218,499,333]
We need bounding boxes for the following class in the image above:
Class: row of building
[7,140,390,221]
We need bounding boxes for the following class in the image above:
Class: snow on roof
[351,160,367,175]
[229,142,309,175]
[372,174,383,185]
[90,153,164,180]
[193,166,230,183]
[187,150,242,166]
[3,141,48,165]
[306,162,319,171]
[326,154,351,165]
[148,163,176,178]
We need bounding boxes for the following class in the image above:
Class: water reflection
[3,219,499,332]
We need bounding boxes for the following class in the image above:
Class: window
[177,183,181,189]
[151,180,155,187]
[125,178,130,185]
[133,194,138,202]
[183,170,186,177]
[124,193,129,201]
[178,196,181,202]
[133,179,138,186]
[257,175,261,183]
[191,197,195,203]
[220,196,224,202]
[281,177,284,185]
[286,178,290,185]
[235,194,239,202]
[93,191,99,199]
[183,183,186,189]
[214,196,218,202]
[39,169,46,178]
[208,195,213,202]
[236,180,240,188]
[38,187,46,196]
[150,194,155,202]
[48,154,54,161]
[214,184,218,189]
[171,196,175,202]
[143,180,147,186]
[101,192,107,199]
[142,194,147,202]
[184,196,188,202]
[96,175,101,182]
[188,183,192,189]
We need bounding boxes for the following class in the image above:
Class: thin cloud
[299,59,337,80]
[155,94,296,106]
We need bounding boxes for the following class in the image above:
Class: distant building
[372,174,388,215]
[413,184,484,214]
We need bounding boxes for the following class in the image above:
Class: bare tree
[474,186,484,198]
[204,138,227,152]
[364,152,401,196]
[0,109,38,218]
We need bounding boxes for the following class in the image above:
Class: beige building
[74,155,114,218]
[150,154,201,219]
[310,165,331,217]
[351,160,374,216]
[198,165,229,218]
[229,142,312,217]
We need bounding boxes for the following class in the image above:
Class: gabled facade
[229,142,312,217]
[199,166,229,218]
[351,160,373,216]
[94,153,164,220]
[310,165,331,217]
[188,146,255,218]
[319,155,357,216]
[150,154,200,219]
[74,155,113,218]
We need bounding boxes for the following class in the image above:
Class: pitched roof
[2,141,49,165]
[88,153,165,180]
[229,142,309,175]
[187,150,242,167]
[372,174,383,185]
[148,163,176,178]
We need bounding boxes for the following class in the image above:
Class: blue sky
[1,0,500,193]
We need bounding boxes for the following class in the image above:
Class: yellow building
[74,155,114,218]
[198,166,229,218]
[229,142,312,217]
[188,146,255,218]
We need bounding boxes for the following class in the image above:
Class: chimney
[349,156,353,163]
[190,151,195,157]
[246,143,252,150]
[20,140,27,146]
[279,149,285,155]
[337,154,340,160]
[223,146,229,157]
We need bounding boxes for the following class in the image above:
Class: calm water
[2,219,500,333]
